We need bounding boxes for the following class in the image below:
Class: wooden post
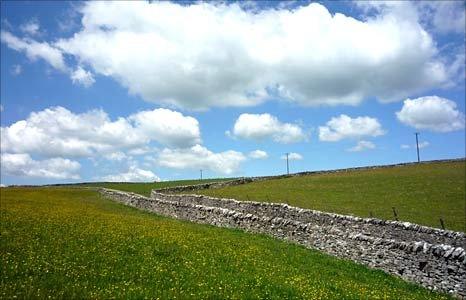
[440,218,445,230]
[392,207,399,221]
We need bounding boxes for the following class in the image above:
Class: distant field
[0,188,450,299]
[195,161,466,232]
[72,178,231,197]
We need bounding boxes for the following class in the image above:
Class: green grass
[195,161,466,232]
[71,178,231,197]
[0,187,451,299]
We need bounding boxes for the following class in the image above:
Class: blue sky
[1,0,465,185]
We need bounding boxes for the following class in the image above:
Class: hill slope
[195,161,465,232]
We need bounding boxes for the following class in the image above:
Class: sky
[0,0,465,185]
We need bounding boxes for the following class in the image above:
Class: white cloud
[57,6,81,33]
[105,152,128,161]
[128,147,152,156]
[447,51,465,87]
[1,107,142,158]
[355,1,465,35]
[415,1,465,35]
[1,19,13,31]
[17,1,446,109]
[427,2,465,34]
[1,31,68,72]
[1,106,201,158]
[248,150,268,159]
[157,144,246,175]
[396,96,465,132]
[11,64,22,76]
[353,0,465,88]
[401,141,429,149]
[281,152,303,160]
[319,114,385,142]
[418,141,430,149]
[129,108,201,148]
[231,113,306,143]
[20,19,40,36]
[347,140,376,152]
[1,153,80,179]
[71,66,95,87]
[0,105,3,112]
[1,31,95,87]
[101,166,160,182]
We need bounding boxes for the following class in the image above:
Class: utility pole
[415,132,420,163]
[200,169,203,180]
[285,153,289,175]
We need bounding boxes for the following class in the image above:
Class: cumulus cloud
[0,106,201,158]
[20,19,41,36]
[281,152,303,160]
[101,166,160,182]
[0,31,95,87]
[230,113,306,143]
[354,1,464,86]
[319,115,385,142]
[127,147,152,156]
[1,106,256,179]
[0,1,449,109]
[129,108,201,148]
[1,107,142,157]
[421,1,465,34]
[11,64,22,76]
[347,140,376,152]
[1,153,80,179]
[355,1,465,34]
[157,144,246,175]
[418,141,430,149]
[396,96,465,132]
[1,31,68,72]
[248,150,268,159]
[71,66,95,87]
[105,152,128,161]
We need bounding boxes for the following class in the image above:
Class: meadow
[195,161,465,232]
[0,187,451,299]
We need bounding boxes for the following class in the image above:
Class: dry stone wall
[155,178,256,194]
[100,188,466,298]
[151,192,465,247]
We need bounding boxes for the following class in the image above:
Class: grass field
[0,187,451,299]
[71,178,231,197]
[195,161,466,232]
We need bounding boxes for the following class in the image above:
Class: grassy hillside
[72,178,231,197]
[195,161,465,232]
[0,188,450,299]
